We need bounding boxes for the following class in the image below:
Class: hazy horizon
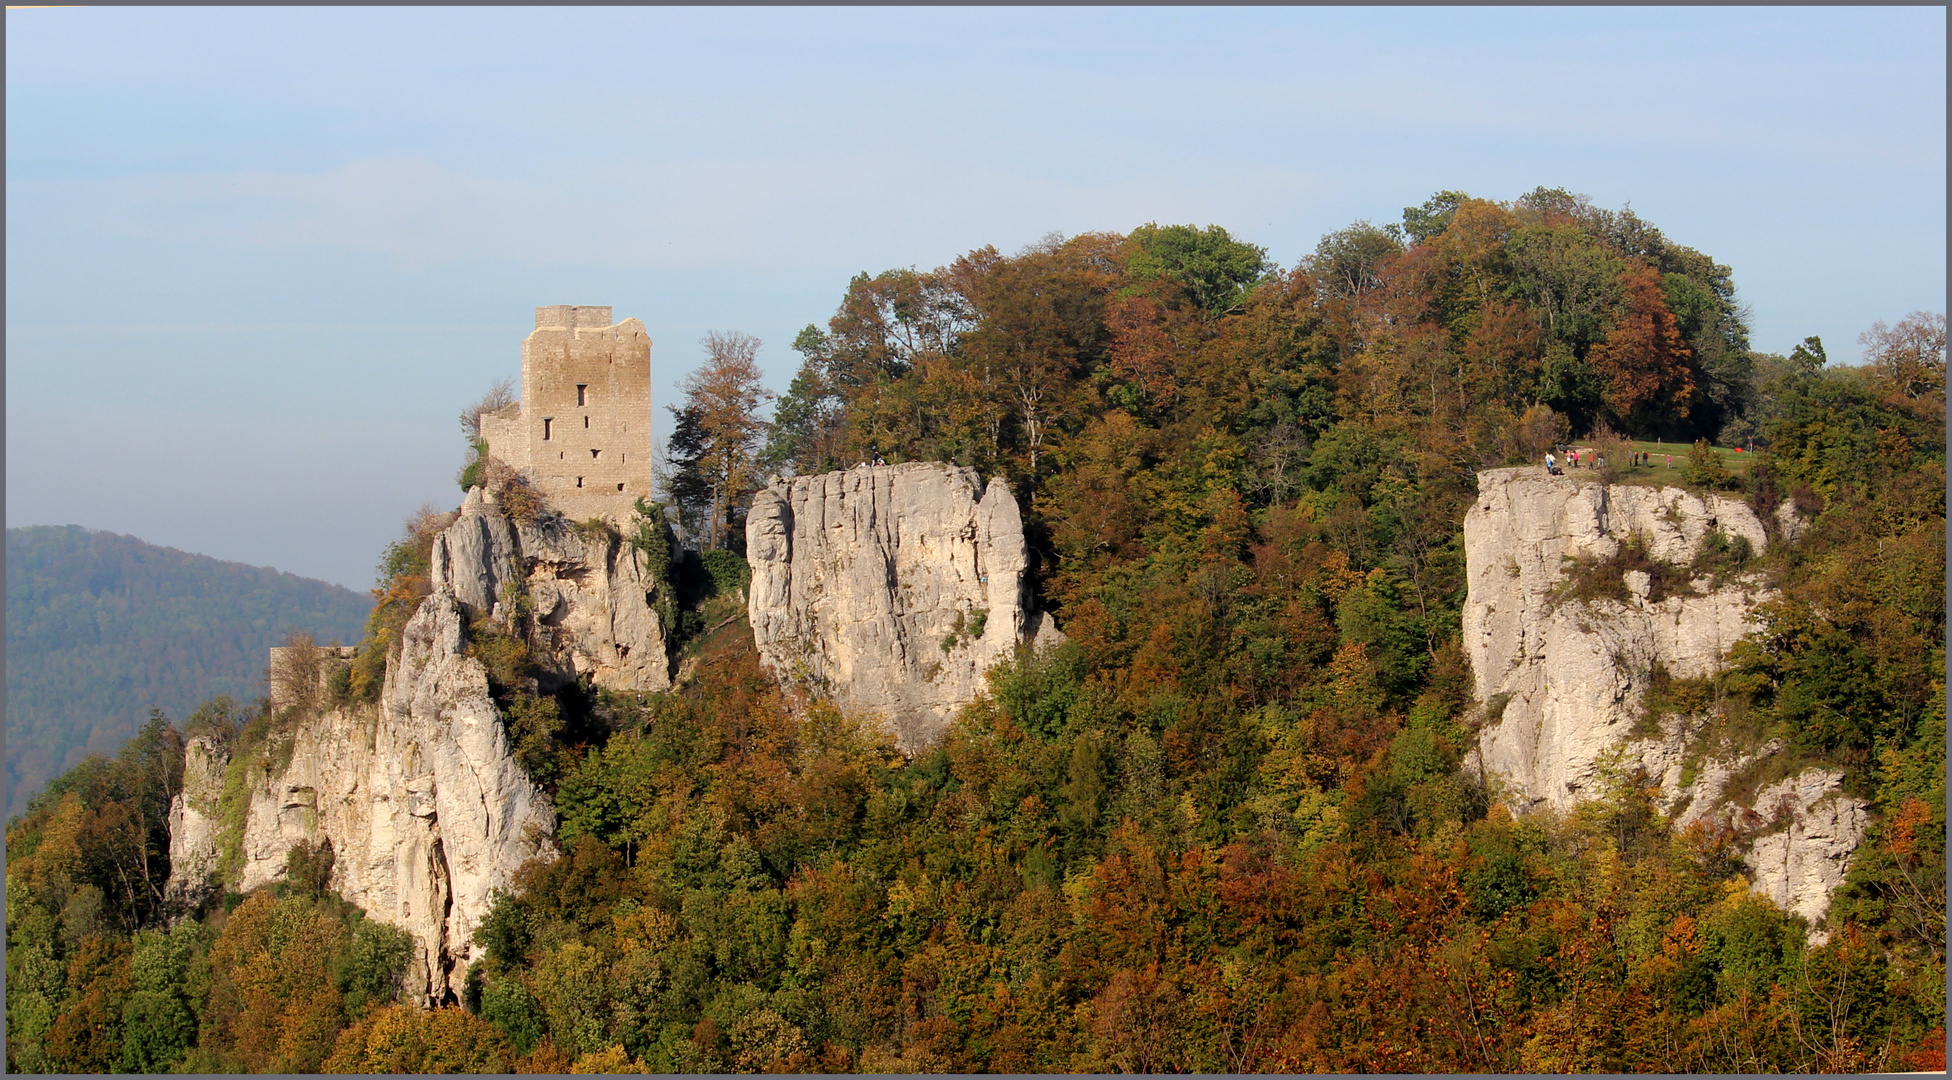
[8,7,1944,589]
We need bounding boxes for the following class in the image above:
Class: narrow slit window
[576,477,584,488]
[576,384,587,406]
[584,416,590,429]
[542,418,552,440]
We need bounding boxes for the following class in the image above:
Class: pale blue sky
[7,7,1944,590]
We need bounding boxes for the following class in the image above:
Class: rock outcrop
[166,487,675,1003]
[442,490,676,694]
[1464,467,1866,928]
[164,736,228,906]
[1744,769,1870,929]
[747,462,1063,750]
[1465,467,1772,811]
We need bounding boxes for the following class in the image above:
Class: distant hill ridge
[4,525,372,818]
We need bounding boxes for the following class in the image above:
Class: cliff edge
[747,462,1063,751]
[1464,466,1865,930]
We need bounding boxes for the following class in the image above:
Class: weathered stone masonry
[480,305,653,523]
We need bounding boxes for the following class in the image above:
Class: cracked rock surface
[1465,467,1773,811]
[747,462,1063,751]
[167,487,674,1003]
[1463,467,1864,929]
[1744,770,1869,928]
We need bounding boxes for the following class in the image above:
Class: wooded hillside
[7,189,1942,1073]
[5,526,372,818]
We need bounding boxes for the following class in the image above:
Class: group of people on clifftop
[1544,446,1674,476]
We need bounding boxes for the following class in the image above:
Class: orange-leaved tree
[1589,263,1697,434]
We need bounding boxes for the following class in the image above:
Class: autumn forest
[7,188,1945,1073]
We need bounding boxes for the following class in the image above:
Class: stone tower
[480,305,653,522]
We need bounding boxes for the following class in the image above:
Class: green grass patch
[1588,439,1758,488]
[1552,501,1762,614]
[1552,533,1695,607]
[940,607,990,653]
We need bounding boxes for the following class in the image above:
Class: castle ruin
[480,305,653,522]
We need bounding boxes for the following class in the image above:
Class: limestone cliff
[441,489,676,694]
[163,736,227,905]
[1464,466,1866,929]
[167,487,675,1003]
[747,462,1063,751]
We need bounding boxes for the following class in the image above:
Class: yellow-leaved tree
[665,331,775,550]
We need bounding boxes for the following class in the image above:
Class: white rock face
[1744,769,1870,928]
[164,736,229,906]
[488,493,675,694]
[747,462,1063,750]
[166,488,675,1004]
[1464,467,1865,929]
[1466,468,1772,811]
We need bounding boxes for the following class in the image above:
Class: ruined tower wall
[478,402,529,473]
[482,305,654,522]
